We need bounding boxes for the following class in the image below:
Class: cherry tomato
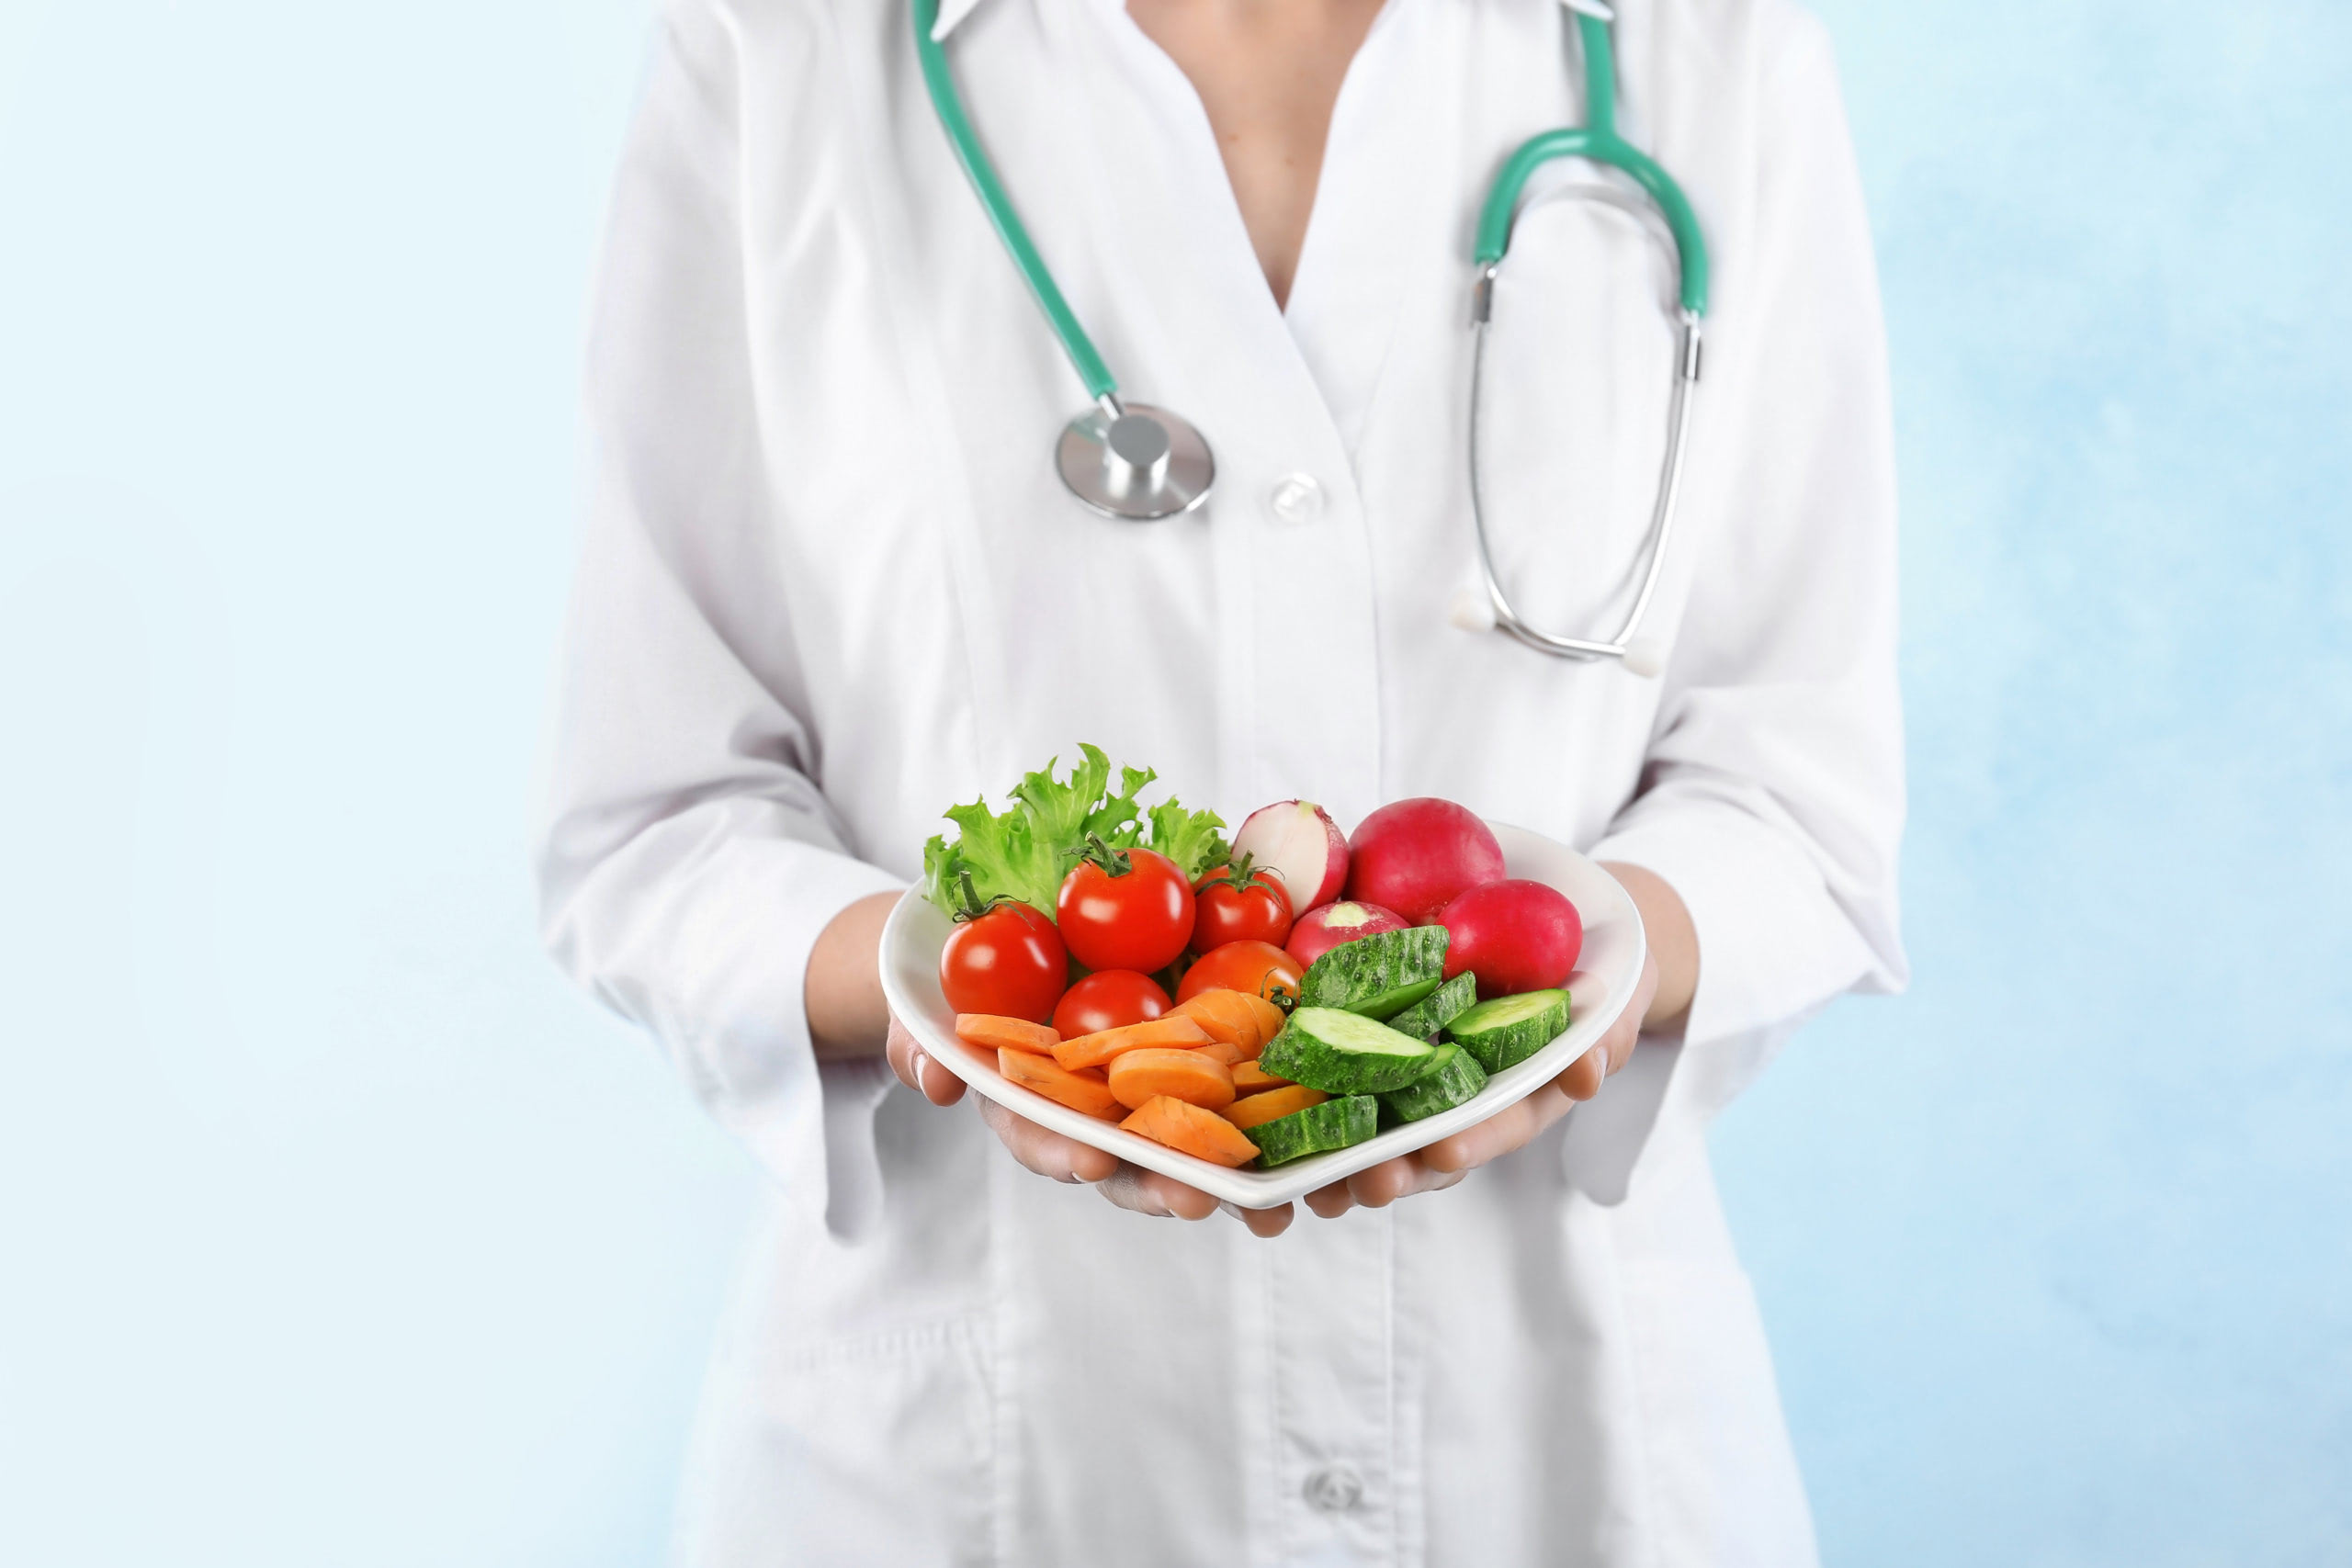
[1175,940,1304,1007]
[938,894,1068,1024]
[1056,839,1196,974]
[1191,854,1295,950]
[1052,969,1171,1037]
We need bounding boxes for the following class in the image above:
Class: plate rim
[878,819,1646,1207]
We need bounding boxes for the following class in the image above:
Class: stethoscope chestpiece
[1056,399,1216,521]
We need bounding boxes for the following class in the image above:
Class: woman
[537,0,1905,1560]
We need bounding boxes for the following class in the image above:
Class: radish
[1344,798,1507,924]
[1230,799,1351,919]
[1438,879,1583,998]
[1284,900,1409,969]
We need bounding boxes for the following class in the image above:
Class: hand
[885,1016,1297,1237]
[1297,945,1659,1219]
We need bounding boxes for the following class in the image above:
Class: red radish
[1285,900,1409,968]
[1344,798,1506,924]
[1230,800,1351,919]
[1438,879,1583,998]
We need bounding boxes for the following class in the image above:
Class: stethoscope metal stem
[1466,280,1702,669]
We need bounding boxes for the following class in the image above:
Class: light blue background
[2,1,2345,1562]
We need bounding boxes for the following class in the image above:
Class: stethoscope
[913,0,1709,671]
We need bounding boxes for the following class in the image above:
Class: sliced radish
[1230,799,1351,919]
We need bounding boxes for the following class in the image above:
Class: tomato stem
[1199,851,1259,892]
[1071,832,1135,878]
[949,868,1034,924]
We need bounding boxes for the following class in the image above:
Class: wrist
[1597,861,1698,1031]
[806,890,900,1060]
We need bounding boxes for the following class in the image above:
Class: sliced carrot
[1192,1039,1247,1066]
[1121,1095,1261,1168]
[999,1047,1121,1119]
[1173,989,1265,1052]
[1239,993,1287,1045]
[1229,1060,1293,1096]
[1221,1082,1330,1130]
[1106,1048,1237,1111]
[956,1014,1060,1055]
[1052,1014,1212,1071]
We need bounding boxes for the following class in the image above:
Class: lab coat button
[1267,473,1326,525]
[1302,1464,1363,1513]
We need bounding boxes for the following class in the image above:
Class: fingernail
[910,1048,929,1084]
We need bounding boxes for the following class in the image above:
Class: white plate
[878,820,1646,1208]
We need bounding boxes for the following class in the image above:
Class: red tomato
[1191,856,1295,950]
[1052,969,1172,1037]
[1176,940,1304,1007]
[1057,841,1196,974]
[939,898,1068,1023]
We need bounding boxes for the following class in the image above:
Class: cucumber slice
[1384,972,1479,1042]
[1250,1095,1379,1168]
[1298,927,1449,1014]
[1344,975,1442,1021]
[1377,1043,1488,1123]
[1445,988,1571,1074]
[1258,1006,1443,1095]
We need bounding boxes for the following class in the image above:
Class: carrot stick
[1000,1047,1121,1119]
[1120,1096,1261,1168]
[1221,1082,1329,1130]
[1173,989,1265,1052]
[1229,1060,1293,1096]
[1106,1048,1237,1111]
[1238,994,1287,1045]
[1192,1039,1247,1066]
[956,1015,1060,1055]
[1052,1014,1212,1071]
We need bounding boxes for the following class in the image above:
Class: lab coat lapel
[1044,0,1389,822]
[1279,0,1447,460]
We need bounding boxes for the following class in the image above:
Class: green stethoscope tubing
[1476,11,1707,316]
[917,0,1711,666]
[913,0,1116,403]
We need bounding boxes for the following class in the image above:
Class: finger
[1303,1179,1357,1220]
[1565,1042,1611,1100]
[974,1095,1119,1184]
[1219,1200,1295,1238]
[1346,1156,1468,1210]
[1418,1078,1579,1173]
[886,1020,967,1106]
[1097,1163,1218,1220]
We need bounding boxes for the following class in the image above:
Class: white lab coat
[537,0,1905,1559]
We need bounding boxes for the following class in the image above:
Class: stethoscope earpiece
[919,0,1702,656]
[1449,588,1500,634]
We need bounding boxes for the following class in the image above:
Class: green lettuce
[922,744,1231,918]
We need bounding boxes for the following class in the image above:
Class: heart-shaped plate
[878,820,1645,1207]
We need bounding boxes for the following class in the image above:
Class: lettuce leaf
[1146,799,1230,882]
[922,744,1231,918]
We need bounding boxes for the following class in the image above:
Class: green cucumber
[1344,975,1441,1021]
[1250,1095,1380,1167]
[1258,1006,1443,1095]
[1298,927,1449,1015]
[1445,987,1571,1074]
[1383,972,1480,1042]
[1377,1043,1488,1123]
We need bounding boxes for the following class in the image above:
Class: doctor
[537,0,1905,1559]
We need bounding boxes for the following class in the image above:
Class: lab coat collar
[930,0,987,40]
[934,0,1610,39]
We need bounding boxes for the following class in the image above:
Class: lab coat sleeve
[1574,14,1907,1198]
[535,3,907,1239]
